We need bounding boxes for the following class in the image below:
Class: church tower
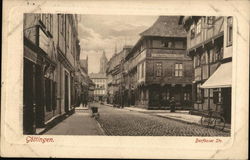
[99,50,108,74]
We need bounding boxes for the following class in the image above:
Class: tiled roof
[89,73,107,79]
[140,16,186,37]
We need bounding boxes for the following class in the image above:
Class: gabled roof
[140,16,186,38]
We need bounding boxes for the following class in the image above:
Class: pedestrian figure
[170,97,176,112]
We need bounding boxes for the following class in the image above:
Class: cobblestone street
[91,103,230,136]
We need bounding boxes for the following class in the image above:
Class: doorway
[64,72,69,113]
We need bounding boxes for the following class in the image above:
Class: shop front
[201,61,232,123]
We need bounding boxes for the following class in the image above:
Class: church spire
[99,50,108,74]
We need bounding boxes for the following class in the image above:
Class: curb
[155,114,230,133]
[94,118,107,135]
[125,108,230,133]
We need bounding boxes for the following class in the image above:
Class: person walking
[170,97,176,112]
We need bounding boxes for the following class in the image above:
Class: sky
[78,15,158,73]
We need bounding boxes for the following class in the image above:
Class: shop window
[166,91,170,100]
[175,63,183,77]
[213,88,222,104]
[190,23,195,39]
[155,62,162,77]
[196,19,201,34]
[227,16,233,46]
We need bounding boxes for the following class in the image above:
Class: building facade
[89,73,107,102]
[106,46,132,106]
[180,16,232,123]
[123,16,193,110]
[23,14,82,134]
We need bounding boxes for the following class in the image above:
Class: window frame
[196,83,204,103]
[174,63,183,77]
[213,88,222,104]
[196,19,201,34]
[155,62,162,77]
[190,23,195,39]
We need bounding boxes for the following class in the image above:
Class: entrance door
[171,85,181,105]
[131,90,135,105]
[23,59,36,134]
[35,65,44,127]
[64,72,69,113]
[222,88,231,123]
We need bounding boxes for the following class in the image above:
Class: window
[175,63,183,77]
[213,88,222,104]
[156,63,162,77]
[196,19,201,34]
[166,91,170,100]
[227,16,233,46]
[197,55,200,66]
[196,83,204,102]
[59,14,65,37]
[162,40,174,48]
[201,53,208,65]
[190,23,195,39]
[193,56,196,68]
[207,16,214,25]
[184,93,190,101]
[141,62,144,78]
[66,22,70,48]
[215,46,223,61]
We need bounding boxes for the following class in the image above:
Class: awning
[201,62,232,88]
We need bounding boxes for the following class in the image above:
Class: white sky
[78,15,158,73]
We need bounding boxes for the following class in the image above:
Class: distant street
[92,103,230,136]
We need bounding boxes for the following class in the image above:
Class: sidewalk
[44,107,105,135]
[123,106,231,132]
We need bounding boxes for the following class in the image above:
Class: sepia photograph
[2,0,249,159]
[23,14,232,136]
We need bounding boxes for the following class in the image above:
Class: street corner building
[122,16,194,110]
[23,14,91,134]
[179,16,233,123]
